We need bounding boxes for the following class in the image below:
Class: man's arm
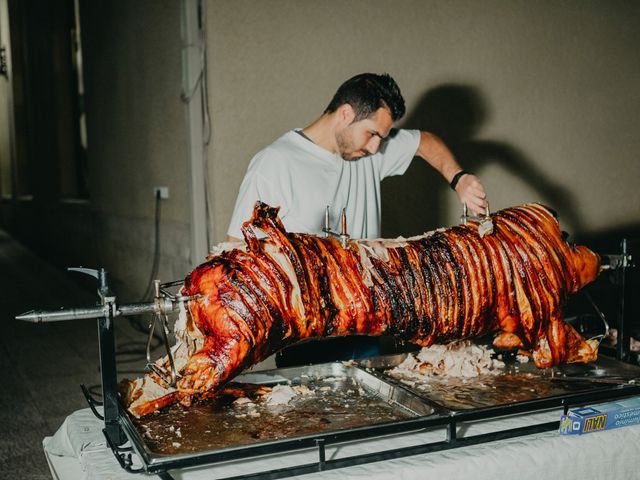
[416,131,488,216]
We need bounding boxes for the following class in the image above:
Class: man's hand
[455,173,488,216]
[416,132,489,216]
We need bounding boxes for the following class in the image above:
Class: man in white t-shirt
[226,73,488,365]
[227,73,487,241]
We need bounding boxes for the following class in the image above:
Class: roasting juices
[122,202,601,418]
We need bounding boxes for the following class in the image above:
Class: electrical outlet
[153,186,169,199]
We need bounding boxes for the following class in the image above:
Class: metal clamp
[145,280,181,388]
[582,290,611,347]
[322,206,350,248]
[600,254,633,271]
[461,203,494,237]
[461,203,469,226]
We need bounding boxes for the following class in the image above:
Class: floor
[0,229,153,479]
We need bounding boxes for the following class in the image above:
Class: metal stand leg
[447,420,457,443]
[99,307,127,446]
[316,438,326,471]
[616,239,632,363]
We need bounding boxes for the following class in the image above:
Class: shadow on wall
[381,84,585,237]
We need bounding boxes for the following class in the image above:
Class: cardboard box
[559,396,640,435]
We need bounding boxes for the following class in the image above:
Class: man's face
[336,107,394,161]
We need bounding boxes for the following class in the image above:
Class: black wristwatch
[449,170,468,191]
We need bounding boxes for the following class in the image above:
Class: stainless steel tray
[360,353,640,411]
[121,362,439,463]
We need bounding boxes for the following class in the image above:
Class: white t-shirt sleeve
[377,129,421,179]
[226,153,291,239]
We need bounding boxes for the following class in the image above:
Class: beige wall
[2,0,637,298]
[205,0,640,241]
[78,0,191,295]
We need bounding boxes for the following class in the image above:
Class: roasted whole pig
[122,202,600,417]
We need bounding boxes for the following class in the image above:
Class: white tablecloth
[44,407,640,480]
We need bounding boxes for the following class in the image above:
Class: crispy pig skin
[121,202,600,417]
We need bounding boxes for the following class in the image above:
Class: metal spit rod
[17,300,171,323]
[600,252,633,271]
[15,268,197,446]
[15,295,193,323]
[16,281,194,387]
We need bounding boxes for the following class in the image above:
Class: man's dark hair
[324,73,406,122]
